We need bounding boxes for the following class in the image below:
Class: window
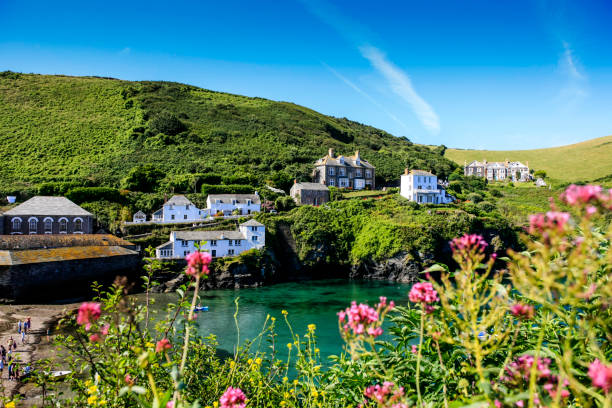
[356,170,362,177]
[339,167,346,176]
[232,199,237,205]
[12,218,21,231]
[169,205,174,210]
[184,214,187,220]
[229,240,233,246]
[181,240,187,247]
[186,205,190,210]
[228,249,235,255]
[250,226,257,232]
[235,240,241,246]
[59,219,67,233]
[29,218,37,233]
[365,170,371,178]
[171,215,175,220]
[246,199,251,205]
[210,240,217,246]
[74,219,82,232]
[211,250,216,257]
[328,178,335,186]
[44,219,52,233]
[252,236,258,242]
[184,251,188,256]
[328,167,335,175]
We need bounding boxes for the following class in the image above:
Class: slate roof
[314,153,375,169]
[407,170,435,176]
[0,234,137,250]
[3,196,93,216]
[174,230,246,241]
[165,195,193,206]
[240,219,264,227]
[207,194,261,204]
[291,182,330,191]
[156,241,174,250]
[0,246,138,266]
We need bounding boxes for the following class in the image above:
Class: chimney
[526,161,529,168]
[328,148,334,158]
[355,150,360,159]
[404,168,409,175]
[294,179,297,184]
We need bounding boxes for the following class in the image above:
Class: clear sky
[1,0,611,149]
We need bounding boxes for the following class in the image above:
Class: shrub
[121,165,166,193]
[149,110,187,136]
[534,170,547,179]
[477,200,496,212]
[466,192,484,203]
[201,184,254,195]
[274,195,296,211]
[66,187,123,204]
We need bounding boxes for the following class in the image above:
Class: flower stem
[416,309,425,406]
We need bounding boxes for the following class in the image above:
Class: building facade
[155,219,265,259]
[290,182,330,206]
[1,196,94,235]
[400,169,455,204]
[313,148,375,190]
[151,195,208,223]
[464,160,530,182]
[206,194,261,216]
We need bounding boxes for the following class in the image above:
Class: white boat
[48,370,71,381]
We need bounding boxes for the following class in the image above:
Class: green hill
[0,71,456,195]
[444,135,612,183]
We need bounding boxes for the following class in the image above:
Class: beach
[0,303,78,406]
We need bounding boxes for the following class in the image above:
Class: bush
[201,184,255,195]
[38,181,89,195]
[66,187,123,204]
[121,165,166,193]
[534,170,547,179]
[466,192,483,203]
[489,188,503,197]
[274,195,296,211]
[149,110,187,136]
[477,200,496,213]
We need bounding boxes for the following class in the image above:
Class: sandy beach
[0,303,79,406]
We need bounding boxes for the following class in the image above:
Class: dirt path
[0,303,78,405]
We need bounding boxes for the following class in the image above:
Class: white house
[400,169,455,204]
[151,195,209,223]
[206,193,261,217]
[155,219,265,259]
[133,211,147,223]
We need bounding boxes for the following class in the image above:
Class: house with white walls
[155,219,265,259]
[151,195,209,223]
[206,193,261,217]
[400,169,455,204]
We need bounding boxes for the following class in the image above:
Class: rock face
[349,251,425,284]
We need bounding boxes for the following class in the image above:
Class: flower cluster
[561,184,611,206]
[338,297,394,338]
[450,234,488,253]
[363,382,407,408]
[89,324,110,343]
[409,282,439,313]
[77,302,101,331]
[588,359,612,394]
[527,211,570,235]
[185,251,212,278]
[502,355,569,402]
[219,386,247,408]
[510,303,534,320]
[155,338,172,353]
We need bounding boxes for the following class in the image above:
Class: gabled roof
[3,196,93,216]
[165,195,193,206]
[156,241,174,250]
[240,219,264,227]
[291,182,330,191]
[207,194,261,204]
[315,152,375,169]
[134,211,146,217]
[406,170,435,176]
[174,230,246,241]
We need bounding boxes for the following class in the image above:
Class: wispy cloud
[558,42,587,108]
[299,0,440,135]
[322,62,410,131]
[360,46,440,134]
[119,47,131,55]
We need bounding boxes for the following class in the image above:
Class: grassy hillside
[0,71,456,195]
[444,135,612,183]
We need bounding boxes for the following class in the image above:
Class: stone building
[313,148,375,190]
[290,182,330,206]
[464,160,530,182]
[1,196,94,235]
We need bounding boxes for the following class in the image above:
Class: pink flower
[155,338,172,353]
[77,302,101,331]
[494,400,502,408]
[364,382,405,406]
[125,374,135,386]
[561,184,603,206]
[185,251,213,277]
[89,334,101,343]
[409,282,439,306]
[510,303,534,320]
[450,234,488,253]
[411,345,417,355]
[219,386,247,408]
[338,300,389,338]
[528,212,570,235]
[588,359,612,393]
[100,324,110,336]
[166,402,174,408]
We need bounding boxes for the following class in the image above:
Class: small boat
[193,306,209,312]
[48,370,71,381]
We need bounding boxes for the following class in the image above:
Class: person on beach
[8,337,13,350]
[17,320,21,334]
[21,329,26,344]
[0,357,4,375]
[8,362,13,380]
[26,317,31,332]
[46,327,50,343]
[1,344,6,362]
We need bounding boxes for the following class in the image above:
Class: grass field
[444,135,612,183]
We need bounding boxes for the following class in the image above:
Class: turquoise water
[147,279,413,361]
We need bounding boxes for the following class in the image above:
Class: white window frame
[210,240,217,246]
[73,217,84,234]
[59,217,68,234]
[12,217,22,232]
[43,217,53,234]
[228,249,235,256]
[328,167,335,176]
[28,217,38,234]
[252,236,258,242]
[328,178,335,186]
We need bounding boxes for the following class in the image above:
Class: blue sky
[1,0,611,149]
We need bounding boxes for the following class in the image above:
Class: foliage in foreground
[24,184,612,407]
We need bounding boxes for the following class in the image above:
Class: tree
[121,165,165,193]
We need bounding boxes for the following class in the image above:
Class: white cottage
[400,169,454,204]
[133,211,147,223]
[151,195,209,223]
[155,219,265,259]
[206,193,261,217]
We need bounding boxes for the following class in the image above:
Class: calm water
[146,279,413,361]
